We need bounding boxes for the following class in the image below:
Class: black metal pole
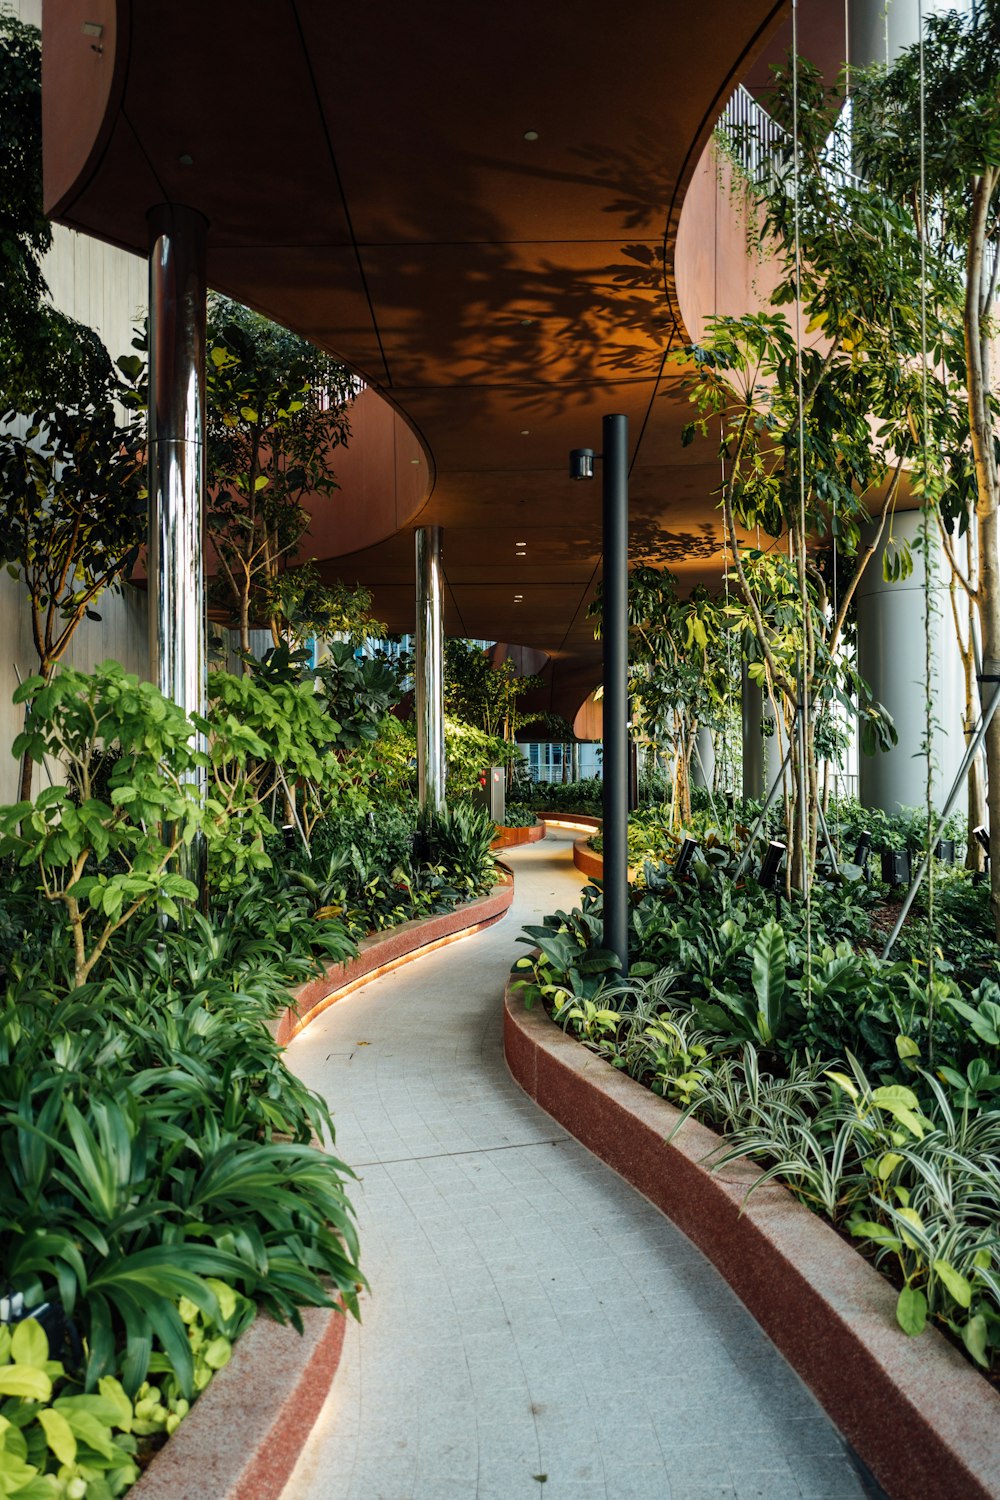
[602,413,629,977]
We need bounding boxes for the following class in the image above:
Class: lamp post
[570,414,629,977]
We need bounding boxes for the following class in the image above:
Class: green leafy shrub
[497,802,538,829]
[0,664,204,988]
[0,1318,139,1497]
[524,779,604,816]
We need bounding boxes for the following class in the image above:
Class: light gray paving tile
[280,837,865,1500]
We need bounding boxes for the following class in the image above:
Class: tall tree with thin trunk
[852,3,1000,932]
[205,298,356,654]
[0,401,146,801]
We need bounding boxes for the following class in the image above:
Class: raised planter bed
[491,821,545,849]
[133,877,514,1498]
[133,1305,344,1500]
[537,811,602,833]
[572,835,605,882]
[277,869,514,1045]
[503,976,1000,1500]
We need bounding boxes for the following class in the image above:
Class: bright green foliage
[264,566,385,653]
[206,666,349,864]
[444,640,543,744]
[444,717,517,797]
[591,567,733,826]
[0,1320,139,1497]
[0,664,204,987]
[1,905,363,1398]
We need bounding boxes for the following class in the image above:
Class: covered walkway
[280,831,872,1500]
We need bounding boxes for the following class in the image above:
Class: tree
[850,5,1000,924]
[0,400,146,801]
[0,12,113,411]
[205,297,357,652]
[676,53,977,888]
[444,640,543,743]
[591,567,734,825]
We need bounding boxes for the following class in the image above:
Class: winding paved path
[281,831,873,1500]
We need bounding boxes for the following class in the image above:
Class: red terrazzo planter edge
[276,869,515,1045]
[491,822,546,849]
[132,1304,345,1500]
[503,976,1000,1500]
[134,876,514,1499]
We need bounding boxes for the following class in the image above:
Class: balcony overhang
[43,0,792,720]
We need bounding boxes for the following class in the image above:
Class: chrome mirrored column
[147,204,208,891]
[415,525,446,811]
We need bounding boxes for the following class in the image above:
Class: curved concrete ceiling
[42,0,792,719]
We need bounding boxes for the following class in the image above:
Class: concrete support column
[848,0,969,71]
[415,526,445,812]
[147,204,208,886]
[857,510,965,813]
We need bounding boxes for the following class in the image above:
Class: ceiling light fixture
[520,429,530,435]
[177,153,194,167]
[523,130,539,141]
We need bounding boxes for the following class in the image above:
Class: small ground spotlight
[852,830,872,870]
[673,837,699,879]
[758,840,786,890]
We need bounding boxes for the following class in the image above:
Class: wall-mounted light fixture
[569,448,595,481]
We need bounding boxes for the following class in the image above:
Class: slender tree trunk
[964,172,1000,936]
[239,593,251,656]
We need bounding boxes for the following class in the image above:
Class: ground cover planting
[513,822,1000,1376]
[0,655,503,1496]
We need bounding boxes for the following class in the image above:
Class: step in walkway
[281,831,873,1500]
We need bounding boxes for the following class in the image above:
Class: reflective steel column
[602,414,629,978]
[147,204,208,888]
[415,525,446,811]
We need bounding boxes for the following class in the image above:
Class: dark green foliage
[267,800,500,939]
[523,779,604,816]
[0,12,114,410]
[315,641,405,749]
[498,802,539,829]
[0,892,363,1398]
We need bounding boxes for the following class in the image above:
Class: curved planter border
[133,1305,344,1500]
[503,977,1000,1500]
[572,836,604,882]
[136,877,514,1498]
[492,822,545,849]
[537,811,602,833]
[276,870,514,1046]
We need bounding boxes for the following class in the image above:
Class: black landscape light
[881,849,910,887]
[852,830,872,870]
[974,825,991,857]
[935,837,955,865]
[673,837,699,879]
[758,840,786,890]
